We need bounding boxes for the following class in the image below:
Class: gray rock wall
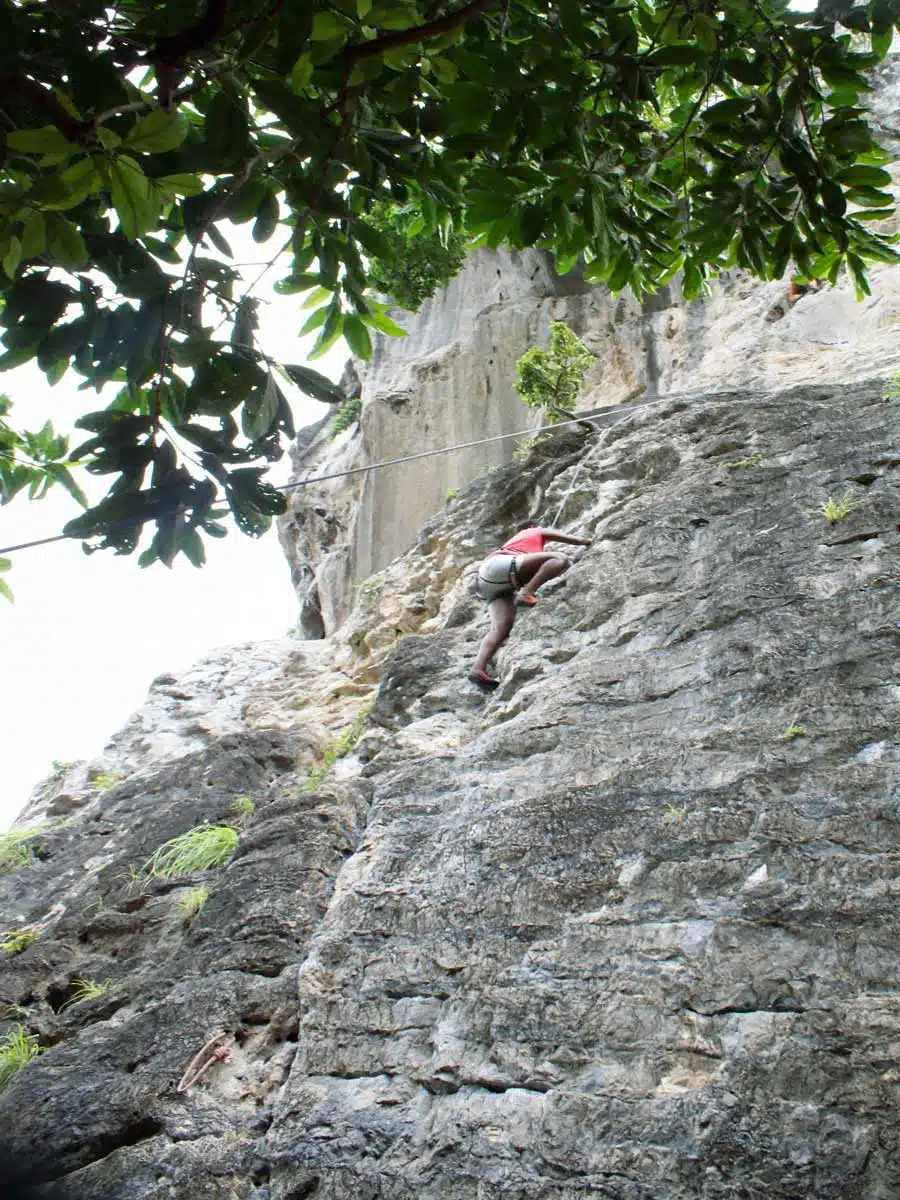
[280,240,900,637]
[5,381,900,1199]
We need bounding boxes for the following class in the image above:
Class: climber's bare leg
[516,553,569,597]
[471,595,516,676]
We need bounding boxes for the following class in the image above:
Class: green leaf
[870,0,894,35]
[302,285,334,310]
[242,371,281,440]
[309,301,343,359]
[846,186,895,207]
[847,251,871,299]
[837,164,893,187]
[155,174,205,197]
[824,120,875,155]
[311,11,348,39]
[252,189,280,243]
[702,98,751,126]
[872,28,892,58]
[343,313,372,359]
[430,56,458,84]
[299,305,330,336]
[46,215,88,269]
[143,236,183,264]
[125,109,189,154]
[7,126,76,154]
[20,212,46,259]
[820,178,847,217]
[354,219,397,260]
[45,462,88,507]
[724,55,767,85]
[0,575,12,603]
[682,260,703,300]
[274,272,321,294]
[360,308,408,337]
[818,63,871,93]
[180,527,206,567]
[48,157,101,211]
[291,54,314,92]
[204,91,250,157]
[201,224,230,258]
[108,156,159,240]
[279,362,346,405]
[44,358,68,386]
[649,45,710,67]
[3,236,21,279]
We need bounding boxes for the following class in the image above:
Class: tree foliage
[1,0,899,566]
[366,203,468,310]
[516,322,596,421]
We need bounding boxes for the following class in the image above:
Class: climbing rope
[0,411,596,556]
[1,387,697,558]
[176,1031,233,1093]
[550,436,601,527]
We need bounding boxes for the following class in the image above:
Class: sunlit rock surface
[5,379,900,1198]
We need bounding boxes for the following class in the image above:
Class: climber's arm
[538,528,592,547]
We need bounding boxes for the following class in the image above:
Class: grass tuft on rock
[780,723,806,741]
[178,886,209,922]
[144,825,238,879]
[0,926,40,955]
[0,1025,43,1092]
[302,700,374,792]
[61,978,110,1011]
[820,489,860,524]
[231,795,255,817]
[0,824,47,872]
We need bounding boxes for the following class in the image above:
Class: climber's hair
[515,518,540,531]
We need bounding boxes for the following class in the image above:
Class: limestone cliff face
[280,229,900,639]
[4,377,900,1199]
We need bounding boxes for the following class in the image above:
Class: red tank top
[500,527,545,555]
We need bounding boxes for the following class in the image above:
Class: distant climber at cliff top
[468,525,592,690]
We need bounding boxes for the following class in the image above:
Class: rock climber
[468,523,592,690]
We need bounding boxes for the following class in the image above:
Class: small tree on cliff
[1,0,900,569]
[516,323,596,424]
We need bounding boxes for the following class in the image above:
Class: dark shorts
[475,553,522,602]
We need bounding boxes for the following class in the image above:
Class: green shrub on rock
[515,323,595,423]
[330,396,362,440]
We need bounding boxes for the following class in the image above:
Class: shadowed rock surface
[4,380,900,1198]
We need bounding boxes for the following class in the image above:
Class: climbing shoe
[468,669,500,691]
[516,591,539,608]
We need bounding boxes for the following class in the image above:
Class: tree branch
[0,75,91,144]
[337,0,501,67]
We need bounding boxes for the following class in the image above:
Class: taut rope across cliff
[0,391,686,557]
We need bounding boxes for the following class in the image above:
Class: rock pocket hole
[47,982,82,1014]
[283,1181,320,1200]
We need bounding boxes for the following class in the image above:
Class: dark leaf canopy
[1,0,899,565]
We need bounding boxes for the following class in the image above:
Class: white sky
[0,227,347,826]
